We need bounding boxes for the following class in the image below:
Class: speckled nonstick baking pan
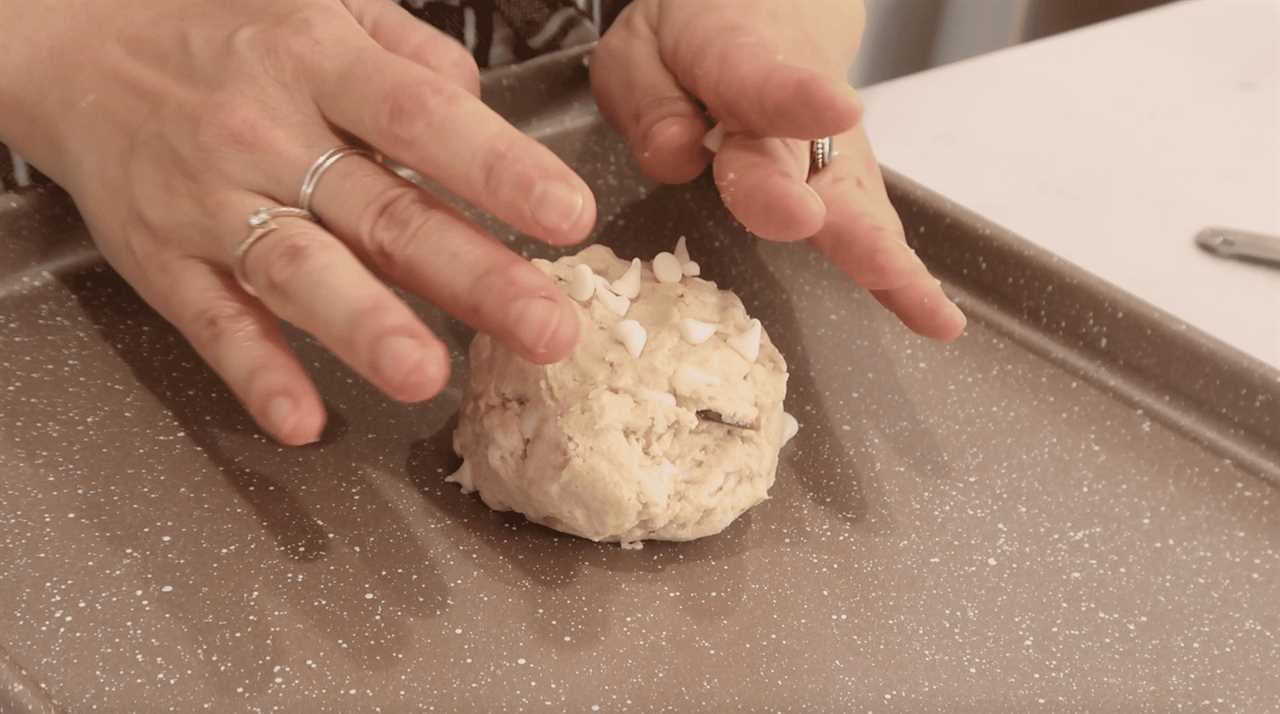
[2,47,1277,714]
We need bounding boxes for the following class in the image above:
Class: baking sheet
[1,49,1277,713]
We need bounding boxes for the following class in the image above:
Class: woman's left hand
[591,0,966,340]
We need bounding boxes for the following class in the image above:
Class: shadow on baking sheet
[405,423,767,645]
[54,262,451,689]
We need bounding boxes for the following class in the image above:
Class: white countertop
[861,0,1279,367]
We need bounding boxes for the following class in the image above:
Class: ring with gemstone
[232,206,317,297]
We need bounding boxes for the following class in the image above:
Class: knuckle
[631,96,700,146]
[347,300,409,348]
[438,46,480,90]
[861,238,916,288]
[862,242,900,279]
[818,225,864,265]
[475,137,520,200]
[186,298,260,352]
[236,6,342,83]
[686,25,758,101]
[379,77,469,142]
[359,185,447,275]
[254,229,331,294]
[468,259,528,321]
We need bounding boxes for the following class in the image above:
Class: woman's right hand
[0,0,595,444]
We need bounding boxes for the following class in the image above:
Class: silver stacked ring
[298,146,376,214]
[809,137,835,176]
[233,206,317,297]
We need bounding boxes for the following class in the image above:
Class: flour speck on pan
[449,243,799,545]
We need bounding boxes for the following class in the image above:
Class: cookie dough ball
[449,243,796,544]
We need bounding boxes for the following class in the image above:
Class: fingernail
[644,116,685,155]
[509,296,563,356]
[266,395,296,437]
[374,335,429,397]
[802,183,827,215]
[881,239,926,277]
[943,298,968,334]
[530,181,585,234]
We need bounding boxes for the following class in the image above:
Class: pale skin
[0,0,965,446]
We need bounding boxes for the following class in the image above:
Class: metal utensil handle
[1195,227,1280,267]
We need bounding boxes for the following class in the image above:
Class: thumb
[591,4,711,184]
[656,0,862,139]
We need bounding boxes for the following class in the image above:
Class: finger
[302,155,581,364]
[591,10,710,184]
[712,133,824,242]
[341,0,481,96]
[664,16,862,139]
[141,256,326,445]
[873,280,967,342]
[227,197,452,402]
[311,45,596,245]
[809,128,966,341]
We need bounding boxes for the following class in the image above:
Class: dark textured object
[0,150,10,193]
[1024,0,1173,39]
[394,0,623,66]
[1,48,1276,713]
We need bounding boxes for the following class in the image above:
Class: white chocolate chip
[569,264,595,302]
[611,319,647,358]
[673,236,691,265]
[673,237,699,276]
[781,412,799,445]
[594,281,631,316]
[531,258,555,275]
[677,318,717,345]
[653,252,684,284]
[703,123,726,153]
[672,365,721,391]
[727,319,762,363]
[611,258,642,299]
